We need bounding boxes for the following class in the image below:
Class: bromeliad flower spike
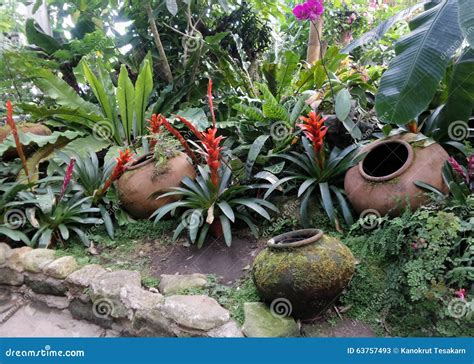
[5,100,30,182]
[99,149,134,196]
[297,111,327,154]
[58,158,76,202]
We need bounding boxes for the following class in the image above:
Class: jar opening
[126,153,154,171]
[267,229,323,249]
[360,140,413,182]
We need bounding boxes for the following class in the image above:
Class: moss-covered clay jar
[252,229,355,320]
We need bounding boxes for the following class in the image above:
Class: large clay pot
[0,123,51,160]
[344,133,449,217]
[252,229,355,320]
[116,152,196,219]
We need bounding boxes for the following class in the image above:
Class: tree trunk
[307,18,324,64]
[145,2,173,84]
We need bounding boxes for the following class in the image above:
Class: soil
[150,230,265,284]
[302,318,376,337]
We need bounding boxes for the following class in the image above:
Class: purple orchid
[293,0,324,21]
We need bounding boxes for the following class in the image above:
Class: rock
[68,298,113,329]
[5,247,32,272]
[25,273,67,296]
[27,291,70,310]
[159,274,208,295]
[162,295,230,331]
[0,243,12,265]
[21,249,56,273]
[207,321,244,338]
[43,256,78,279]
[0,267,24,285]
[120,285,164,313]
[242,302,300,337]
[90,270,141,319]
[132,309,174,337]
[66,264,106,296]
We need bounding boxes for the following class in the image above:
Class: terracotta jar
[116,152,196,219]
[344,133,449,217]
[252,229,355,320]
[0,123,51,159]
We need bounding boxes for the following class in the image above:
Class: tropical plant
[55,149,134,238]
[263,111,364,227]
[416,154,474,204]
[15,188,102,248]
[373,0,473,131]
[21,57,153,147]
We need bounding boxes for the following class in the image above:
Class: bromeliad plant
[56,149,134,238]
[264,111,364,228]
[151,80,278,247]
[416,154,474,205]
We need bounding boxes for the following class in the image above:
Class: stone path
[0,292,115,337]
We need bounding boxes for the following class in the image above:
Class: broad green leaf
[246,135,269,178]
[117,65,135,143]
[258,83,289,121]
[34,70,99,113]
[177,108,209,131]
[319,182,336,224]
[0,227,31,245]
[219,215,233,247]
[375,0,463,124]
[458,0,474,48]
[166,0,178,16]
[335,88,352,121]
[135,59,153,136]
[25,19,61,54]
[217,201,235,222]
[232,104,266,122]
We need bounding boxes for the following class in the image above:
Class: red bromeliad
[448,156,468,184]
[297,111,327,167]
[5,100,30,182]
[149,80,224,187]
[99,149,134,196]
[58,158,75,202]
[147,114,163,149]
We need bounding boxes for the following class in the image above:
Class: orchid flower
[293,0,324,21]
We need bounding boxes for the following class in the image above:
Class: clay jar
[116,152,196,219]
[344,133,449,217]
[252,229,355,320]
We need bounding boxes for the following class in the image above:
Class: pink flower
[58,158,75,202]
[448,157,468,184]
[293,0,324,21]
[411,242,418,250]
[455,288,466,300]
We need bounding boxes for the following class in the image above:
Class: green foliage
[343,203,473,336]
[152,165,278,247]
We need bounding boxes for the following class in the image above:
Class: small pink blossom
[58,158,75,202]
[411,242,418,250]
[448,157,468,184]
[293,0,324,21]
[455,289,466,300]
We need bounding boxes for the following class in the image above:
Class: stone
[120,285,164,313]
[132,309,174,337]
[0,267,24,285]
[242,302,300,337]
[162,295,230,331]
[25,273,67,296]
[43,256,78,279]
[22,249,56,273]
[27,291,70,310]
[68,298,113,329]
[207,321,244,338]
[159,274,208,295]
[0,243,12,265]
[0,302,105,337]
[90,270,141,319]
[5,247,32,272]
[66,264,106,296]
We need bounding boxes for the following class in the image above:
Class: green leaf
[100,205,114,239]
[330,186,354,226]
[375,0,463,124]
[298,178,317,197]
[335,88,352,121]
[289,93,310,125]
[219,215,233,247]
[258,83,289,121]
[217,201,235,222]
[233,104,266,122]
[458,0,474,48]
[341,116,362,140]
[135,59,153,136]
[0,227,31,245]
[177,108,209,131]
[117,65,135,143]
[58,224,70,240]
[196,223,210,249]
[25,19,61,55]
[319,182,336,224]
[166,0,178,16]
[71,227,91,247]
[39,228,53,248]
[246,135,269,178]
[414,180,445,197]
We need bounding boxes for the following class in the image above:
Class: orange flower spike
[160,115,199,163]
[297,111,327,153]
[5,100,30,182]
[207,79,216,128]
[99,149,135,196]
[147,114,164,149]
[175,115,203,141]
[201,127,223,187]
